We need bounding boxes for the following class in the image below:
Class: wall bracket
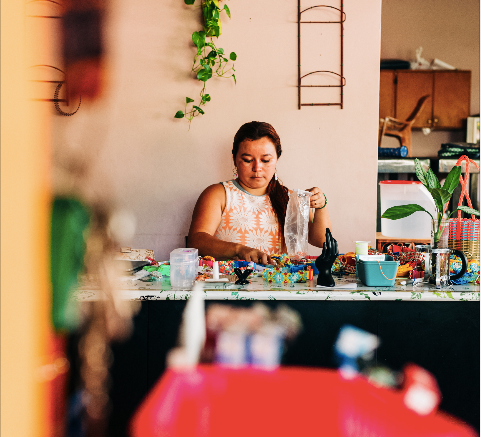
[298,2,346,109]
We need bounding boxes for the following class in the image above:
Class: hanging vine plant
[175,0,237,125]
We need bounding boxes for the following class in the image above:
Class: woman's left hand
[306,187,326,209]
[306,187,331,247]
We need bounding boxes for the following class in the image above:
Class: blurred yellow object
[396,264,414,277]
[2,0,52,434]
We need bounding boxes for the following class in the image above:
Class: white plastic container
[380,181,435,239]
[170,248,198,289]
[354,241,370,255]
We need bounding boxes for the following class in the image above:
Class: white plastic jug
[380,181,435,239]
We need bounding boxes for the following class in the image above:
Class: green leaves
[203,0,218,19]
[430,188,451,213]
[192,31,206,51]
[442,165,461,194]
[413,157,464,216]
[426,168,440,189]
[203,0,221,36]
[455,206,480,217]
[177,0,236,125]
[224,4,231,18]
[415,157,461,195]
[197,64,213,81]
[381,204,432,220]
[414,159,428,186]
[387,158,481,228]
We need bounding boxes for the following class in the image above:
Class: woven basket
[448,218,480,261]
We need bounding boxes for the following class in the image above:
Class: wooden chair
[378,95,430,157]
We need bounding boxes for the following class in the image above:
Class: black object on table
[315,228,338,287]
[234,268,253,285]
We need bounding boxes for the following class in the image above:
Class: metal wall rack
[298,1,346,109]
[27,1,81,116]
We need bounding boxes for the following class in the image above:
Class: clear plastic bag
[284,189,312,259]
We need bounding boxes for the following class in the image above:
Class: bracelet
[311,193,327,223]
[315,192,327,210]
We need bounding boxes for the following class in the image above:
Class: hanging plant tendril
[175,0,236,127]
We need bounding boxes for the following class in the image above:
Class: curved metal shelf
[300,70,346,86]
[28,65,81,116]
[27,0,61,18]
[298,2,346,109]
[299,5,346,23]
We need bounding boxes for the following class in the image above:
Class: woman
[188,121,331,264]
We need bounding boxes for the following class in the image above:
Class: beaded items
[263,253,313,284]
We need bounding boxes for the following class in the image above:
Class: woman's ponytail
[267,176,289,249]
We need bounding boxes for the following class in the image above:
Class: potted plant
[381,159,480,249]
[175,0,237,126]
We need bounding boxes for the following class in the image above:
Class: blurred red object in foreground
[130,365,477,437]
[402,363,442,416]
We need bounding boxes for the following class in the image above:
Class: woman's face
[234,137,278,193]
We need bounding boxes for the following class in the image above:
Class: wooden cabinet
[379,70,471,129]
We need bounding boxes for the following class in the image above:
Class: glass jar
[431,219,448,249]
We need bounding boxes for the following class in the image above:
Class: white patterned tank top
[214,180,282,255]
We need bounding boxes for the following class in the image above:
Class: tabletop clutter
[122,167,480,289]
[125,241,479,290]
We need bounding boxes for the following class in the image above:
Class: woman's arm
[306,187,332,248]
[187,184,273,264]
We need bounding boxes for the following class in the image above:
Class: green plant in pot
[175,0,236,126]
[381,159,480,249]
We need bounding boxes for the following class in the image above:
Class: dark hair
[233,121,290,249]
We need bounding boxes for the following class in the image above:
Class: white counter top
[73,275,480,302]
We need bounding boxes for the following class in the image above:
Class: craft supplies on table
[170,248,198,289]
[354,241,370,255]
[116,247,155,261]
[357,255,398,287]
[262,254,316,285]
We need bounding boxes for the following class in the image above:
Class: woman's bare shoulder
[190,183,227,235]
[195,183,227,210]
[198,183,226,200]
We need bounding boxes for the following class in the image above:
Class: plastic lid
[170,248,198,262]
[379,181,422,185]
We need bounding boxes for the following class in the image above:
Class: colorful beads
[450,255,480,284]
[263,254,311,284]
[271,254,291,267]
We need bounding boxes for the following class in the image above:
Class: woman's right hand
[236,245,274,265]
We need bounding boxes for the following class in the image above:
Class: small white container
[380,181,435,239]
[170,248,198,289]
[355,241,370,255]
[212,261,220,280]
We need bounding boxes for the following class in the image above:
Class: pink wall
[380,0,480,157]
[53,0,382,258]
